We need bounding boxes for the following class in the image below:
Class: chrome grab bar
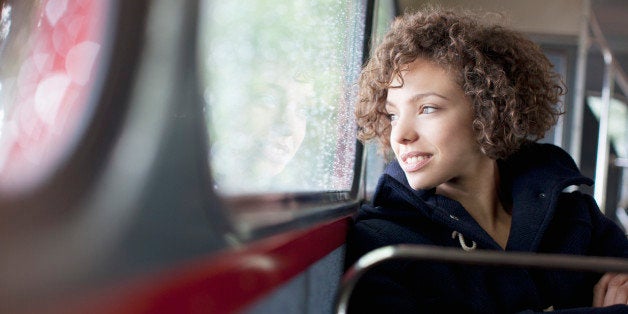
[335,245,628,314]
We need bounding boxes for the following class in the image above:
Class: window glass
[365,0,396,200]
[199,0,366,195]
[373,0,396,46]
[587,95,627,158]
[538,51,568,147]
[0,1,107,194]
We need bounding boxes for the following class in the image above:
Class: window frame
[203,0,378,241]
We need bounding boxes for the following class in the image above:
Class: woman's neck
[436,159,512,249]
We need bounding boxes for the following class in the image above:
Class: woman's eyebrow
[409,92,449,102]
[386,92,449,107]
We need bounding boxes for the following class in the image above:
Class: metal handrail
[571,2,628,213]
[335,245,628,314]
[588,9,628,213]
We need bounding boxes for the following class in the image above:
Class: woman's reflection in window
[223,71,314,193]
[252,78,311,177]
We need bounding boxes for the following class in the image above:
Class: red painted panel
[57,216,351,314]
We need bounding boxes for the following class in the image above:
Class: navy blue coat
[345,143,628,313]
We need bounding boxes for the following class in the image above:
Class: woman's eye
[421,106,436,114]
[388,114,398,122]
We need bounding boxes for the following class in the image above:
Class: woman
[346,7,628,313]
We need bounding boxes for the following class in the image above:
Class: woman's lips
[400,152,433,172]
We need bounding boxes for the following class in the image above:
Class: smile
[400,152,432,172]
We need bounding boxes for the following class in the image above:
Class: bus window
[587,95,627,159]
[0,1,108,195]
[364,0,397,200]
[372,0,397,45]
[198,0,365,196]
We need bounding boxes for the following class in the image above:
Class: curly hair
[356,7,565,159]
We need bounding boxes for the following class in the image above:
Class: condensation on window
[199,0,366,195]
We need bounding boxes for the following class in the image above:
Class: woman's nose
[391,115,418,144]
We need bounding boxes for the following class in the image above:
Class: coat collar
[498,143,592,251]
[371,143,593,251]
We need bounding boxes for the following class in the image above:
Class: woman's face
[385,58,489,191]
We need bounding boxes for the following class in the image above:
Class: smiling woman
[346,7,628,313]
